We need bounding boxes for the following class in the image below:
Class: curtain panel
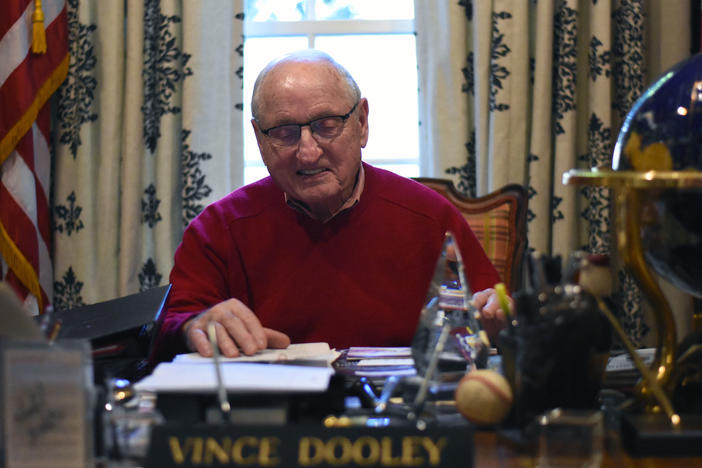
[52,0,245,309]
[415,0,658,343]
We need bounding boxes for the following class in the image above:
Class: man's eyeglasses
[259,101,359,147]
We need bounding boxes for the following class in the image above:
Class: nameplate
[144,423,474,467]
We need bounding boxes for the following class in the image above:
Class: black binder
[55,284,171,380]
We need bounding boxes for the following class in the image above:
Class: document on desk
[134,361,335,394]
[172,341,339,365]
[346,346,412,359]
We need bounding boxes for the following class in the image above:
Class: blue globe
[612,53,702,298]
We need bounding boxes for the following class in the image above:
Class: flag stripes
[1,3,68,164]
[0,0,68,313]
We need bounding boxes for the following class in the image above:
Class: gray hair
[251,49,361,121]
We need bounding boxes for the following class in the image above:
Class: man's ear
[358,98,369,148]
[251,119,267,161]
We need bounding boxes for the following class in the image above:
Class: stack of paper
[135,343,338,394]
[603,348,655,389]
[135,361,335,394]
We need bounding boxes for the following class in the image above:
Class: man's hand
[471,288,511,343]
[183,298,291,358]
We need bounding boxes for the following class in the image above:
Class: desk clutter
[497,251,702,458]
[3,246,702,467]
[99,231,503,467]
[99,246,700,466]
[108,346,476,467]
[498,251,613,430]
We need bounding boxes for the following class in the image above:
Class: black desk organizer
[155,374,347,426]
[610,329,702,456]
[620,413,702,457]
[55,284,172,383]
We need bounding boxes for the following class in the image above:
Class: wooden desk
[473,430,701,467]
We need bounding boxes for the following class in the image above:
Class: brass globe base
[563,168,702,426]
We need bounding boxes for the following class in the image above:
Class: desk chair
[414,178,529,292]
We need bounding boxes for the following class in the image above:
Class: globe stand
[563,168,702,455]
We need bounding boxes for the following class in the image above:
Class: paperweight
[410,231,487,378]
[536,408,603,468]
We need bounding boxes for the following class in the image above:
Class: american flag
[0,0,68,315]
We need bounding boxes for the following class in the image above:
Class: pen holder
[499,287,610,430]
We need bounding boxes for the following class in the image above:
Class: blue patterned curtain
[415,0,665,345]
[52,0,245,307]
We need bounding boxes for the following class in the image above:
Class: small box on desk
[144,422,475,468]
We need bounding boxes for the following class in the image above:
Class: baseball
[454,369,513,425]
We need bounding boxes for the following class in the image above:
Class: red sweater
[152,164,500,362]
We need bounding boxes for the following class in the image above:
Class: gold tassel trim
[0,54,69,166]
[0,220,44,313]
[32,0,47,54]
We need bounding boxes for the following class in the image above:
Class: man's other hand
[471,288,510,343]
[183,298,291,358]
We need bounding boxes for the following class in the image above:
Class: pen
[410,322,450,428]
[39,305,62,344]
[47,319,62,343]
[207,321,232,418]
[353,377,380,409]
[494,282,514,330]
[375,375,401,413]
[528,251,548,292]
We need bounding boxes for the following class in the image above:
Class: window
[242,0,419,184]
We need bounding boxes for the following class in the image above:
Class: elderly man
[152,50,505,363]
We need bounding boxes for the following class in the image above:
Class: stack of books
[333,346,417,383]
